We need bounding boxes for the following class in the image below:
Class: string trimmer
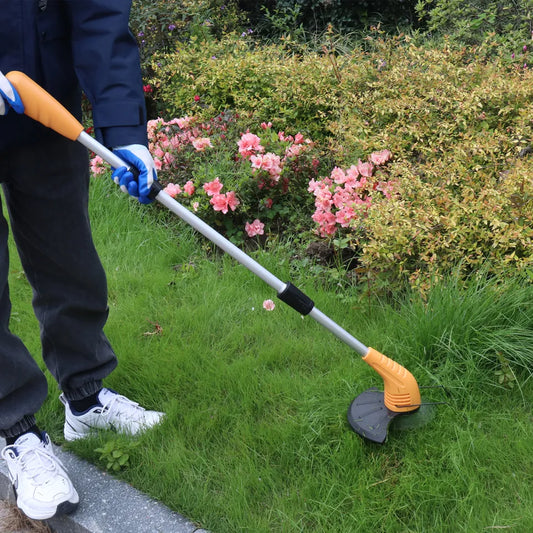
[6,70,435,444]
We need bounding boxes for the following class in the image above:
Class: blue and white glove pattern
[0,71,24,115]
[111,144,157,204]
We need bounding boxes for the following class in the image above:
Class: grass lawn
[5,178,532,532]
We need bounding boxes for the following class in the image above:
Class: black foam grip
[148,179,163,200]
[277,282,314,315]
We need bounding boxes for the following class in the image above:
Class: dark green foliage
[416,0,533,49]
[130,1,245,73]
[238,0,419,35]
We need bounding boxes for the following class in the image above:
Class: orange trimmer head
[347,347,422,443]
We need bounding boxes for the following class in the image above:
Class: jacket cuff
[96,125,149,149]
[92,101,148,148]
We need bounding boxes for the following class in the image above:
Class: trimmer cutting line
[7,70,440,444]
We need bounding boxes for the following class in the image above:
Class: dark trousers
[0,131,117,438]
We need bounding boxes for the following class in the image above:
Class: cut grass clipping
[5,178,532,532]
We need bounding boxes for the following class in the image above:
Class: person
[0,1,164,521]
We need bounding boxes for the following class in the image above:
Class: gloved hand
[111,144,157,204]
[0,71,24,115]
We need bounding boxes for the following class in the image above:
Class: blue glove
[0,71,24,115]
[112,144,157,204]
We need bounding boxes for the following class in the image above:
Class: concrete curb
[0,438,208,533]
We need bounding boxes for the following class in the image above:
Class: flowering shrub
[309,150,393,237]
[90,113,321,243]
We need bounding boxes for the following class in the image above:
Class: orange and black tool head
[347,348,423,444]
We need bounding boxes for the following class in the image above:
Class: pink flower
[170,135,182,149]
[163,152,174,167]
[345,165,360,186]
[250,153,282,178]
[192,201,199,211]
[331,166,347,184]
[226,191,240,212]
[176,116,193,129]
[153,146,165,159]
[209,191,239,214]
[203,178,223,196]
[357,160,374,178]
[90,156,106,175]
[333,187,351,209]
[238,132,264,158]
[143,84,152,94]
[312,182,333,206]
[263,299,275,311]
[192,137,212,151]
[260,122,272,129]
[194,95,201,102]
[312,210,336,237]
[250,154,261,170]
[210,193,229,213]
[370,149,392,166]
[308,179,320,193]
[245,219,265,237]
[184,180,195,196]
[164,183,182,198]
[285,143,306,158]
[335,205,357,227]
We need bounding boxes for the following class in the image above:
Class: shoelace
[2,441,64,485]
[100,394,147,424]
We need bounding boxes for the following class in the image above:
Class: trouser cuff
[61,380,103,402]
[0,414,37,439]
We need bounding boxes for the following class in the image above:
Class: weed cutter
[7,70,428,444]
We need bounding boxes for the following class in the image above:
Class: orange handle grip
[6,71,84,141]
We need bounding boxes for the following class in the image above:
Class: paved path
[1,438,209,533]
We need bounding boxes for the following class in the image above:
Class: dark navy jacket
[0,0,147,152]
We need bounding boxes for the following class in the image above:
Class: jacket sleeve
[65,0,148,148]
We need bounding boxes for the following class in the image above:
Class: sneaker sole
[17,491,79,521]
[64,420,93,442]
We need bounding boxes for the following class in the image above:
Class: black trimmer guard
[347,388,414,444]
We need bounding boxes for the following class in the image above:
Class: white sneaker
[61,388,164,441]
[1,432,79,520]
